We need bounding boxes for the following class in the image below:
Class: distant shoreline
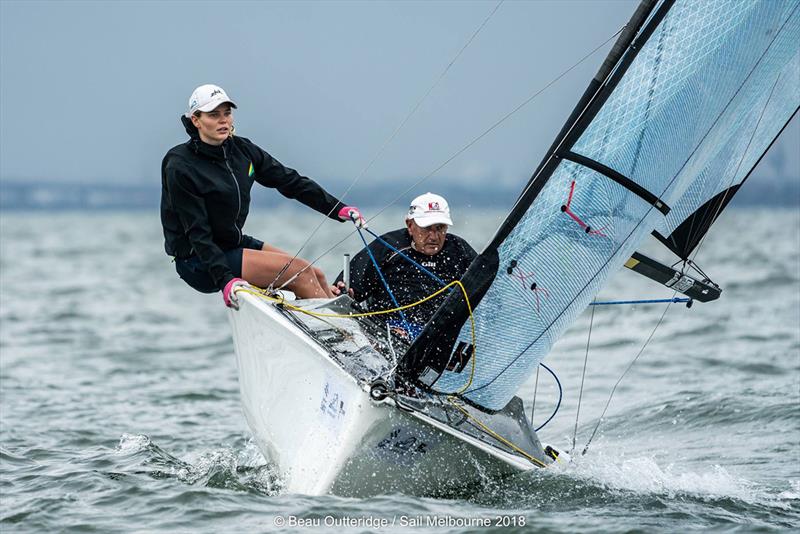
[1,179,798,211]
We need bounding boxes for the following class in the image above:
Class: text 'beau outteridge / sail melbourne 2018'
[399,0,800,411]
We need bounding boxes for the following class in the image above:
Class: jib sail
[399,0,800,411]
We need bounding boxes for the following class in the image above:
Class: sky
[1,0,798,198]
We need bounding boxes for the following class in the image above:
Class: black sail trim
[560,150,671,215]
[652,104,800,260]
[676,186,741,257]
[397,0,673,394]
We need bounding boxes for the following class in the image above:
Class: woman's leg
[260,243,332,297]
[260,243,288,254]
[241,249,334,299]
[259,243,332,297]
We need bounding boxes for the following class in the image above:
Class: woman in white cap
[334,192,476,337]
[161,84,365,305]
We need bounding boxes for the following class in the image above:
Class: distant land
[0,177,798,211]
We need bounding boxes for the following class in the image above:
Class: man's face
[406,219,448,256]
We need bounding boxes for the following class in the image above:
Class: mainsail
[399,0,800,411]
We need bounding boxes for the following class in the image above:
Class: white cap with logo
[406,192,453,227]
[186,84,237,117]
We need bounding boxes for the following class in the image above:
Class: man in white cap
[334,192,476,338]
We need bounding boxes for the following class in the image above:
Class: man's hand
[390,326,411,340]
[331,281,355,298]
[337,205,368,229]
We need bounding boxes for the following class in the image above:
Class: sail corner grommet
[369,379,389,401]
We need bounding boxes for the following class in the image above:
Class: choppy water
[1,207,798,532]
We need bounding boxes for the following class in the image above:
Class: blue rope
[534,362,562,432]
[362,227,684,430]
[364,228,446,286]
[589,297,691,306]
[362,226,671,430]
[354,226,413,332]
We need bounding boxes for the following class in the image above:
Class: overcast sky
[1,0,797,196]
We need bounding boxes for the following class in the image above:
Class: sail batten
[560,150,671,214]
[399,0,800,411]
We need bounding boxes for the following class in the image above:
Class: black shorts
[175,235,265,293]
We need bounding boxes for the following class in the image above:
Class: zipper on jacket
[222,145,243,244]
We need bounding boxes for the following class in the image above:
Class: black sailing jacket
[335,228,477,325]
[161,116,344,290]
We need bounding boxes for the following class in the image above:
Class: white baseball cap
[186,84,237,117]
[406,192,453,227]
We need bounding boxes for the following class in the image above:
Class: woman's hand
[337,206,368,229]
[223,278,252,309]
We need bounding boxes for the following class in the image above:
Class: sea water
[1,207,798,532]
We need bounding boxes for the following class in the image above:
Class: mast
[399,0,668,389]
[398,0,800,412]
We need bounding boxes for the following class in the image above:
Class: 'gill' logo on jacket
[248,162,255,177]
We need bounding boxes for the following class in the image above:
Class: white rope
[688,74,781,267]
[571,302,595,455]
[277,24,626,291]
[581,297,674,455]
[269,0,505,289]
[579,22,786,457]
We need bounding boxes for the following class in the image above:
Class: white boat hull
[228,291,541,497]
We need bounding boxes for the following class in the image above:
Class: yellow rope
[237,280,477,392]
[236,284,546,467]
[447,397,547,468]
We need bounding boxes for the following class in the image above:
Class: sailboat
[228,0,800,497]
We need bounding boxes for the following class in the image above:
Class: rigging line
[681,84,780,260]
[364,228,446,286]
[368,25,627,226]
[268,0,505,289]
[534,362,562,432]
[687,260,711,282]
[676,7,798,260]
[275,25,626,291]
[581,297,674,456]
[572,302,595,455]
[688,73,782,266]
[530,365,539,427]
[354,224,413,333]
[478,8,797,432]
[463,3,797,396]
[447,397,548,467]
[628,1,670,182]
[499,26,627,231]
[237,279,479,391]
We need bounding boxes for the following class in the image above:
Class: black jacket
[161,116,344,290]
[336,228,477,325]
